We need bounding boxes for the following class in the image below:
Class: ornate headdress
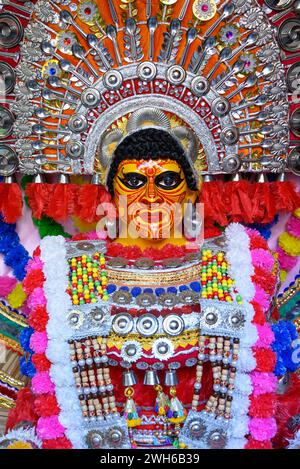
[98,107,200,186]
[0,0,299,183]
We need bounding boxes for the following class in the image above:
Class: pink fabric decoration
[249,417,277,441]
[253,284,270,312]
[27,287,47,309]
[251,248,274,272]
[0,276,17,297]
[37,415,65,440]
[26,257,44,272]
[21,299,31,317]
[30,331,47,354]
[32,372,55,394]
[251,372,277,396]
[255,324,275,348]
[287,215,300,238]
[276,246,297,271]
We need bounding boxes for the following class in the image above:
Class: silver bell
[91,173,101,185]
[143,369,160,386]
[57,173,70,184]
[257,173,268,183]
[164,369,179,387]
[122,369,138,387]
[33,174,46,184]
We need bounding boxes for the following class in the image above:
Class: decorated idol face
[113,158,198,240]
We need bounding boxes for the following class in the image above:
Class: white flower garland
[41,236,87,449]
[0,427,42,448]
[224,223,257,449]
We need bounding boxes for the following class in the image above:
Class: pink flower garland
[30,331,48,354]
[0,275,17,297]
[246,229,278,448]
[249,418,277,442]
[24,255,71,447]
[32,372,55,394]
[37,415,65,440]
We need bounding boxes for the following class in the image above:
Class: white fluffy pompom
[231,415,249,437]
[59,409,82,430]
[226,437,247,449]
[241,323,258,347]
[46,339,70,364]
[236,347,256,372]
[231,393,250,416]
[235,372,253,395]
[56,387,82,412]
[50,363,74,387]
[66,429,87,449]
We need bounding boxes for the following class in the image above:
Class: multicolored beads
[200,249,238,303]
[67,252,108,305]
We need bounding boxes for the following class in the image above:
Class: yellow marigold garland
[6,440,33,449]
[278,232,300,257]
[7,283,27,309]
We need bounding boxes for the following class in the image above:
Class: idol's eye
[119,172,147,189]
[155,171,183,190]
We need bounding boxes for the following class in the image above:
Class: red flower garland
[34,394,60,417]
[23,270,45,295]
[249,393,276,418]
[28,306,49,332]
[31,354,51,372]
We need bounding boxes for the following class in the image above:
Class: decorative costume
[0,0,299,451]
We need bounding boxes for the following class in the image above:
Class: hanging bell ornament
[57,173,70,184]
[123,387,141,427]
[154,385,170,416]
[164,369,179,387]
[91,173,101,185]
[122,369,138,387]
[166,386,187,424]
[143,368,160,386]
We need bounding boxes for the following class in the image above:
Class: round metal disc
[287,147,300,175]
[134,258,154,269]
[0,62,15,94]
[166,65,186,85]
[278,19,300,52]
[161,257,182,268]
[103,70,123,91]
[264,0,294,10]
[286,62,300,93]
[289,108,300,137]
[75,241,94,250]
[81,88,101,108]
[222,155,241,173]
[136,314,158,337]
[207,430,227,449]
[191,76,210,96]
[220,126,240,145]
[112,313,134,335]
[68,114,88,133]
[0,106,14,139]
[0,13,23,49]
[211,97,231,117]
[107,257,128,268]
[162,314,184,336]
[137,62,157,82]
[66,140,84,159]
[0,145,18,176]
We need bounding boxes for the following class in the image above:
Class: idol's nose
[141,178,163,204]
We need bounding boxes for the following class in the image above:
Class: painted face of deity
[113,159,198,240]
